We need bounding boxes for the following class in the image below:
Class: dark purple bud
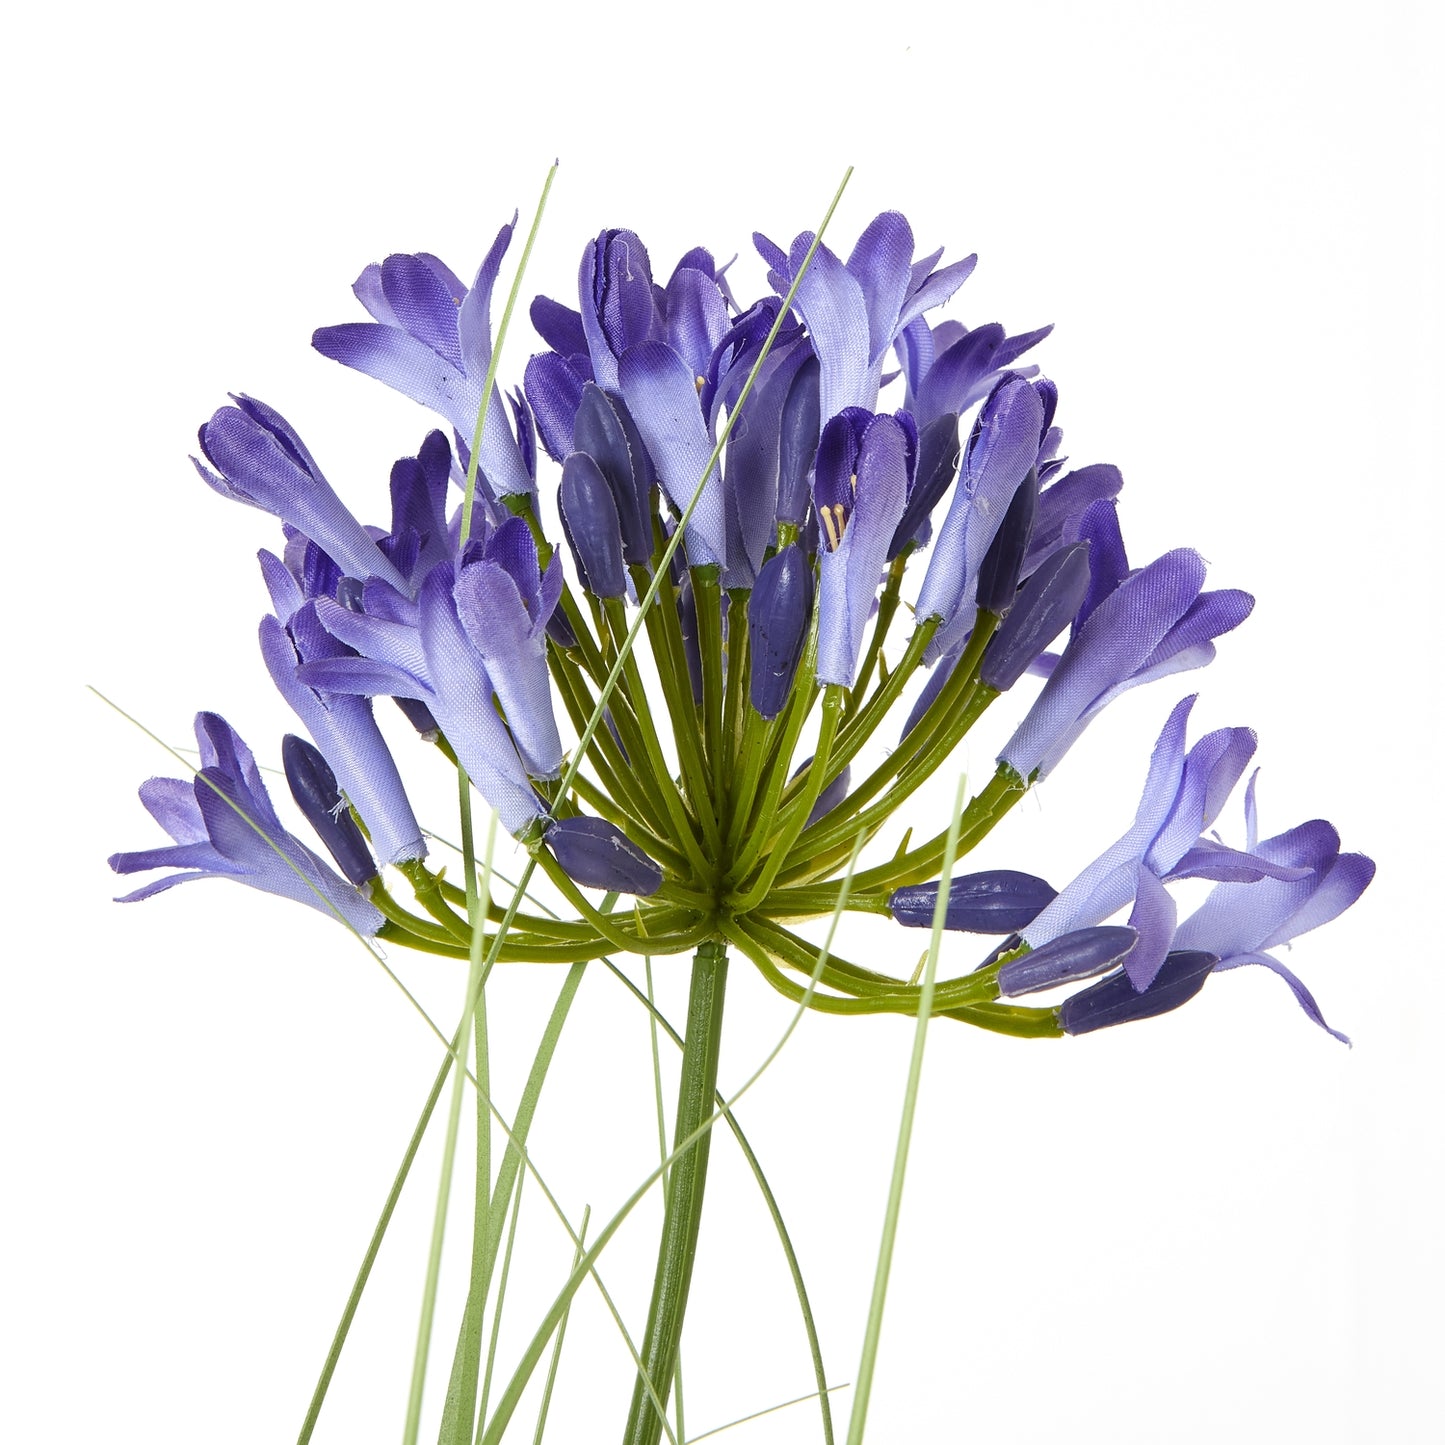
[574,384,652,565]
[559,452,627,598]
[979,541,1091,692]
[547,816,662,895]
[1060,950,1218,1035]
[748,543,814,719]
[776,355,821,526]
[997,926,1138,996]
[546,606,579,651]
[282,734,377,885]
[975,468,1039,617]
[677,574,704,704]
[788,756,851,827]
[890,870,1058,933]
[889,413,961,560]
[393,698,440,736]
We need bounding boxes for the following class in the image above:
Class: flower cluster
[111,208,1371,1039]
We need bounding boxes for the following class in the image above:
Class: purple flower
[915,377,1051,661]
[812,408,913,686]
[755,212,977,422]
[260,602,426,866]
[999,509,1254,781]
[195,396,408,592]
[1019,696,1290,987]
[1171,795,1375,1043]
[300,525,563,836]
[311,222,534,497]
[109,713,383,933]
[895,316,1054,430]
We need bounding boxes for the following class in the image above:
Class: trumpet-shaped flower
[1000,509,1254,781]
[312,222,534,498]
[812,408,912,686]
[109,713,383,933]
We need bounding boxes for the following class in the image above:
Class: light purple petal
[617,342,725,567]
[453,560,563,777]
[381,254,466,369]
[1123,864,1178,991]
[312,322,478,436]
[846,212,915,365]
[1214,951,1351,1045]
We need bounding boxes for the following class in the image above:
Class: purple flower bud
[677,574,704,705]
[1060,949,1218,1035]
[788,756,852,827]
[997,925,1138,996]
[748,544,814,719]
[776,355,821,527]
[393,697,440,736]
[979,541,1091,692]
[975,467,1039,617]
[547,816,663,895]
[282,734,378,886]
[890,869,1058,933]
[888,413,961,560]
[573,384,652,566]
[559,452,627,598]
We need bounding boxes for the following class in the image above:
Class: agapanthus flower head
[111,198,1367,1053]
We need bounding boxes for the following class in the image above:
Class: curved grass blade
[844,773,969,1445]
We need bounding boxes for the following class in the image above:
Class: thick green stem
[622,940,729,1445]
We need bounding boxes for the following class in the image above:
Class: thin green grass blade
[476,1167,526,1428]
[403,810,499,1445]
[685,1384,852,1443]
[530,1206,590,1445]
[296,1051,453,1445]
[844,773,970,1445]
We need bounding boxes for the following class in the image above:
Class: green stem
[603,596,715,881]
[729,684,843,910]
[635,561,722,850]
[621,940,730,1445]
[846,553,907,715]
[296,1052,452,1445]
[692,567,727,812]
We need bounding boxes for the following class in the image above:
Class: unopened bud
[748,544,814,719]
[889,413,960,560]
[559,452,627,598]
[997,926,1138,996]
[547,816,663,895]
[777,356,821,527]
[979,541,1090,691]
[282,734,377,885]
[975,467,1039,617]
[1060,950,1218,1035]
[890,869,1057,933]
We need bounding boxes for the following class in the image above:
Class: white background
[3,2,1441,1441]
